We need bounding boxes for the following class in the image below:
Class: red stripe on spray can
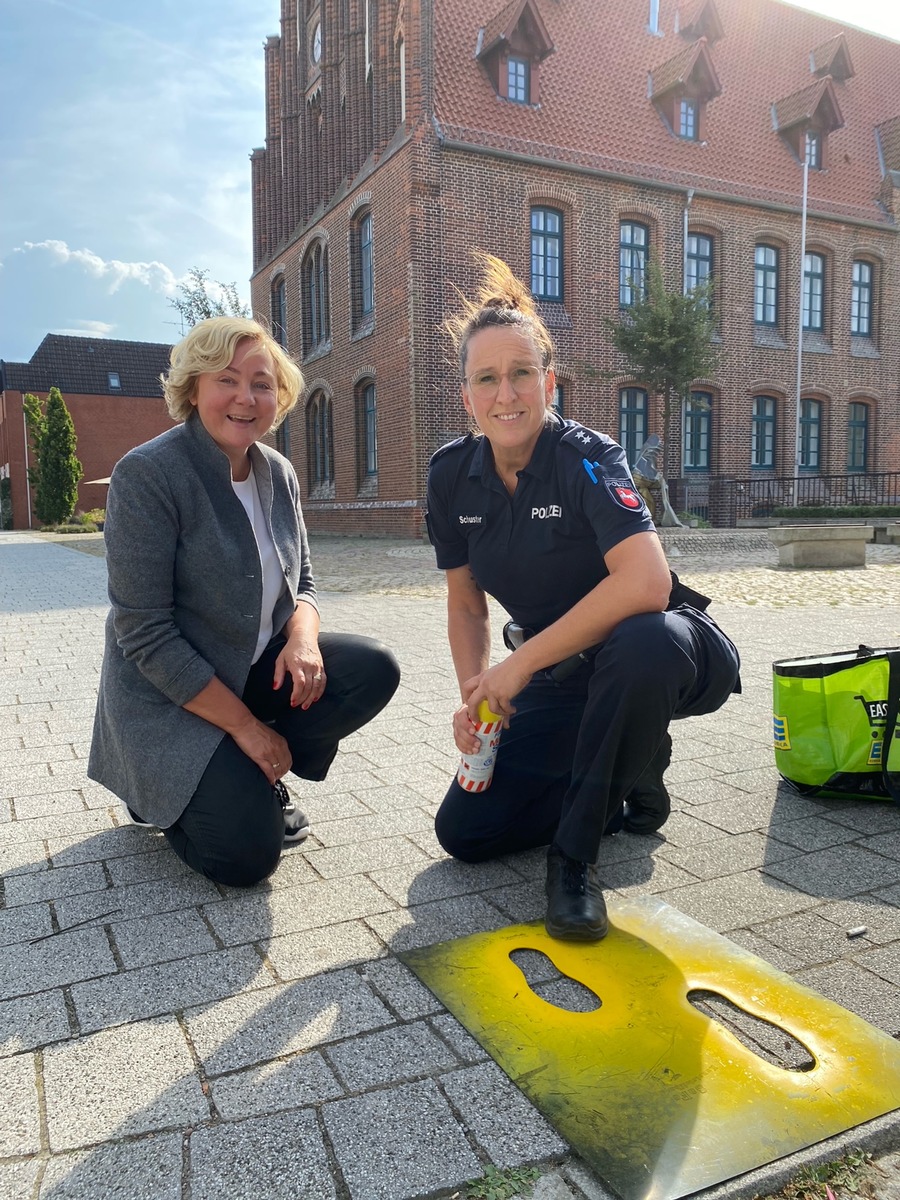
[457,700,503,792]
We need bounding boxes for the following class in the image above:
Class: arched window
[619,387,648,467]
[352,211,374,326]
[751,396,776,469]
[619,221,649,307]
[530,208,563,301]
[271,277,286,346]
[799,399,822,470]
[754,244,779,326]
[847,402,869,473]
[305,392,334,489]
[802,252,825,332]
[684,392,712,471]
[359,382,378,477]
[850,261,873,337]
[302,242,330,353]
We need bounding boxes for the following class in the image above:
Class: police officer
[426,254,740,942]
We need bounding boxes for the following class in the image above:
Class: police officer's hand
[452,704,484,755]
[463,659,532,725]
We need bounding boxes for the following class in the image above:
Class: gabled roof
[1,335,172,398]
[478,0,554,61]
[676,0,724,45]
[811,32,854,82]
[650,38,721,101]
[773,75,843,133]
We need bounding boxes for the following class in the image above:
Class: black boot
[545,847,608,941]
[623,732,672,834]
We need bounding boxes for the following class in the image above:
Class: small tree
[605,259,720,526]
[24,388,82,526]
[169,266,250,330]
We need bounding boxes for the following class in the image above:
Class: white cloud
[52,320,116,338]
[14,240,180,296]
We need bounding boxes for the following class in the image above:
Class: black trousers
[435,606,740,865]
[163,632,400,886]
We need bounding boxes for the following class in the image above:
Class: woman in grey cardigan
[89,317,400,886]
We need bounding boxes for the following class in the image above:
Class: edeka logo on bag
[773,715,791,751]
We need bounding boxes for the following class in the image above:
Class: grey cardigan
[88,414,317,827]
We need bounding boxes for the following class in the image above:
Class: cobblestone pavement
[2,530,899,1200]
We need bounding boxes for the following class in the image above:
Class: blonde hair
[445,252,554,378]
[162,317,304,426]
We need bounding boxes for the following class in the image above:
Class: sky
[1,0,899,365]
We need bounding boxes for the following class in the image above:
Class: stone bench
[872,523,900,546]
[768,524,872,568]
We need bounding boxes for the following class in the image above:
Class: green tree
[169,266,250,330]
[23,388,82,525]
[605,259,720,527]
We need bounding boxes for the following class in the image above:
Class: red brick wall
[0,389,172,529]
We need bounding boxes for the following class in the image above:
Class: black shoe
[275,780,310,845]
[545,848,608,941]
[623,732,672,834]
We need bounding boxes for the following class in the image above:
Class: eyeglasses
[464,365,546,401]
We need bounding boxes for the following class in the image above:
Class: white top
[232,466,285,663]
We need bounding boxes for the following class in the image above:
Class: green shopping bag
[772,645,900,802]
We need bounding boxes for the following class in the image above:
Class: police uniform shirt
[426,415,656,633]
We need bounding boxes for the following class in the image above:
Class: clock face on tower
[312,21,322,64]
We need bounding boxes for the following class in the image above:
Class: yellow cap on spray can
[457,700,503,792]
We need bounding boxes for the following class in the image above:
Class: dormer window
[811,33,854,83]
[676,0,725,45]
[774,77,843,169]
[679,97,698,140]
[476,0,554,106]
[508,56,529,103]
[650,39,721,142]
[804,129,821,169]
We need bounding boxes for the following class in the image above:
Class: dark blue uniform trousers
[435,606,740,865]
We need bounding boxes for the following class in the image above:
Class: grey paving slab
[599,855,698,894]
[325,1019,458,1090]
[263,919,386,981]
[46,825,152,867]
[763,843,900,897]
[323,1079,481,1200]
[428,1012,490,1063]
[484,879,547,923]
[103,846,196,888]
[0,1161,42,1200]
[310,807,433,848]
[0,989,71,1056]
[110,909,220,970]
[184,969,393,1074]
[71,945,270,1033]
[0,1051,41,1156]
[795,960,900,1035]
[366,893,508,951]
[53,875,221,931]
[748,910,863,968]
[766,815,865,851]
[361,956,445,1020]
[827,803,900,835]
[656,872,821,932]
[0,900,53,947]
[369,857,523,906]
[851,942,900,988]
[815,896,900,944]
[0,809,113,848]
[303,834,431,879]
[209,1049,344,1119]
[441,1060,568,1167]
[38,1134,183,1200]
[658,830,798,880]
[4,861,108,906]
[0,925,115,1000]
[43,1018,207,1150]
[12,790,91,820]
[189,1110,337,1200]
[201,875,396,945]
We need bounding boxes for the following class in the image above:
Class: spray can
[457,700,503,792]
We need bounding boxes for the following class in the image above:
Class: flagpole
[792,157,809,506]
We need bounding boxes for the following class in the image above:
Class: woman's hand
[274,632,326,711]
[231,717,292,785]
[452,703,484,755]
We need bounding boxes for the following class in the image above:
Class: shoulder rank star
[574,431,592,444]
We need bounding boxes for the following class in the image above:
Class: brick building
[0,336,173,530]
[249,0,900,534]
